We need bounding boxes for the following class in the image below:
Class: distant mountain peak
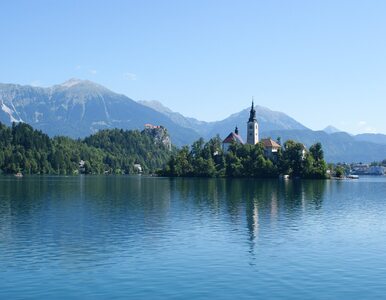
[2,80,386,162]
[323,125,341,134]
[139,100,173,114]
[60,78,85,88]
[58,79,108,92]
[0,80,200,146]
[138,100,209,133]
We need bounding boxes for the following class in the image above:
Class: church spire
[247,97,259,144]
[248,97,256,122]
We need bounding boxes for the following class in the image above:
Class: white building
[261,138,281,159]
[222,126,244,153]
[246,100,259,145]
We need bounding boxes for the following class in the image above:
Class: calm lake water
[1,176,386,299]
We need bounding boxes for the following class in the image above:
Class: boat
[347,174,359,179]
[14,172,23,178]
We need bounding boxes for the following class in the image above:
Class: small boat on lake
[14,172,23,178]
[347,174,359,179]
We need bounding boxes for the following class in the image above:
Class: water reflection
[2,176,386,299]
[167,178,327,245]
[242,180,327,257]
[0,176,328,267]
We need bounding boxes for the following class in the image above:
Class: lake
[1,176,386,299]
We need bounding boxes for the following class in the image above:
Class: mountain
[141,101,386,163]
[1,79,385,163]
[323,125,342,134]
[0,122,172,175]
[322,127,386,147]
[0,79,199,146]
[140,100,308,139]
[261,129,386,163]
[354,133,386,145]
[138,100,210,134]
[206,105,309,139]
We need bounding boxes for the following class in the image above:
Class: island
[160,101,328,179]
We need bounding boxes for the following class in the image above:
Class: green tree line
[0,122,172,175]
[160,136,328,179]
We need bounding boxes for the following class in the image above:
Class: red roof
[223,132,244,144]
[261,138,281,148]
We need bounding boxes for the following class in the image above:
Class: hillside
[142,101,386,163]
[261,129,386,163]
[206,105,309,139]
[140,100,309,139]
[1,79,386,163]
[0,79,199,146]
[139,100,210,134]
[354,133,386,145]
[0,122,172,175]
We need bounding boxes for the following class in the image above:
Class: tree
[335,166,345,178]
[225,153,243,177]
[157,136,328,179]
[190,138,205,158]
[309,142,324,161]
[84,161,92,174]
[0,123,172,175]
[281,140,305,177]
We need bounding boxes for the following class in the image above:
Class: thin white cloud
[30,80,42,87]
[89,69,98,75]
[123,72,137,80]
[357,121,377,133]
[75,65,82,70]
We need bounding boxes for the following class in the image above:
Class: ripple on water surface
[1,176,386,299]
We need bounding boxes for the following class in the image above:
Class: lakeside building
[261,138,281,159]
[222,100,283,159]
[133,164,143,173]
[351,163,385,175]
[368,166,385,175]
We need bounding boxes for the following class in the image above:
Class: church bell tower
[247,99,259,145]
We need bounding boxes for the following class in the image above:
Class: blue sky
[1,0,385,134]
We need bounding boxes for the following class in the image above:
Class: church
[222,100,281,157]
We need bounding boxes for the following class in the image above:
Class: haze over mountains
[139,100,308,139]
[1,79,385,163]
[0,79,200,145]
